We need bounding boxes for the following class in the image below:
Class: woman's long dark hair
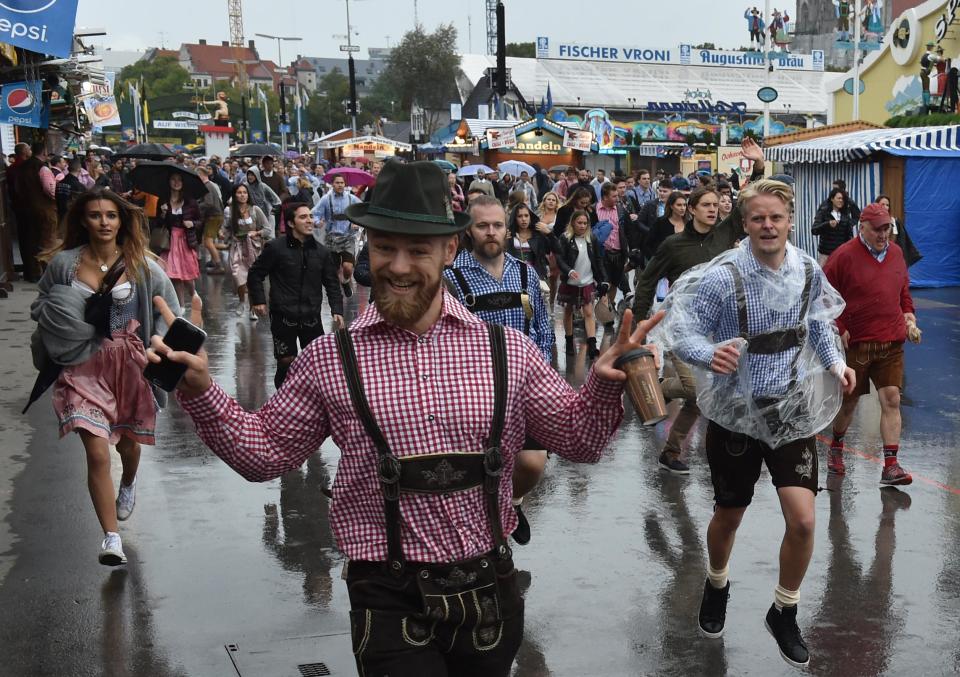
[827,187,847,210]
[509,202,539,236]
[665,191,688,219]
[45,187,152,280]
[228,183,252,234]
[562,186,593,211]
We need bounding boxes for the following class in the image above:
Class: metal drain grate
[298,663,332,677]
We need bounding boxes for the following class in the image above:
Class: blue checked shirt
[445,250,555,363]
[673,244,843,399]
[311,189,360,236]
[632,185,656,207]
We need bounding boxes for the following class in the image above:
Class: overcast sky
[79,0,798,61]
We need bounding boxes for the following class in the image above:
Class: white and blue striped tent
[766,126,960,263]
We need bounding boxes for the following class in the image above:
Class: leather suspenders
[335,324,511,574]
[450,264,533,336]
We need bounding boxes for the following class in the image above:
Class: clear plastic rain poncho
[650,240,847,448]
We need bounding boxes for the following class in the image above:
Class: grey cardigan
[30,247,181,406]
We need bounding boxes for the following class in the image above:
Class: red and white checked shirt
[178,291,624,563]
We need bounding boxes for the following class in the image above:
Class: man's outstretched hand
[146,294,212,398]
[593,309,665,382]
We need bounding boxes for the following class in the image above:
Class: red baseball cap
[859,203,892,229]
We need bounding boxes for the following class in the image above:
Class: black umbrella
[114,142,175,160]
[549,164,569,173]
[231,143,283,158]
[129,161,206,201]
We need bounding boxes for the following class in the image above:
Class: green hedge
[885,113,960,127]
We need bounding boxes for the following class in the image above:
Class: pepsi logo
[0,1,58,13]
[6,88,34,114]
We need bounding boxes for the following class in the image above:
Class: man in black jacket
[637,178,675,231]
[248,202,344,388]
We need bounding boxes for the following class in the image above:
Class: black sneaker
[341,281,353,298]
[659,452,690,475]
[698,578,729,638]
[511,504,531,545]
[565,336,575,356]
[765,603,810,667]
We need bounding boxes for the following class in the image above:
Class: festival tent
[766,126,960,287]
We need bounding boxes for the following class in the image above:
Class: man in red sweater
[822,203,920,485]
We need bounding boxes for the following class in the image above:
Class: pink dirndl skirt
[52,320,157,445]
[161,227,200,281]
[229,235,263,287]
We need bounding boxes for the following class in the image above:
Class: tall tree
[505,42,535,58]
[118,56,191,99]
[379,24,460,136]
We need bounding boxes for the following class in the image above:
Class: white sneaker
[235,300,246,317]
[116,478,136,521]
[99,532,127,566]
[249,308,258,322]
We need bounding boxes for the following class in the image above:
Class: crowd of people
[14,135,925,675]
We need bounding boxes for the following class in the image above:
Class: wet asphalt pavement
[1,274,959,676]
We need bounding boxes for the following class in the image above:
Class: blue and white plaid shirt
[673,243,843,398]
[445,250,554,363]
[312,189,360,236]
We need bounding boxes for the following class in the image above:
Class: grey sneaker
[99,532,127,566]
[659,451,690,475]
[116,479,136,521]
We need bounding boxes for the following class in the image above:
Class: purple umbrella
[324,167,376,188]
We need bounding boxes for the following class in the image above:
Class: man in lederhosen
[444,194,554,545]
[666,180,856,668]
[148,161,663,677]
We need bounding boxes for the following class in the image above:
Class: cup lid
[613,348,654,370]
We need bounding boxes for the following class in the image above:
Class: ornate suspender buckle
[378,453,402,501]
[483,446,503,494]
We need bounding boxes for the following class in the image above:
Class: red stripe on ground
[816,434,960,496]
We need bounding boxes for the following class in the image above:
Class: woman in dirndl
[30,187,180,566]
[224,182,273,320]
[157,173,201,311]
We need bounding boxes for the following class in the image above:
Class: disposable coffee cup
[614,348,669,426]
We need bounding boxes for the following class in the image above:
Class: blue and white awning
[767,126,960,164]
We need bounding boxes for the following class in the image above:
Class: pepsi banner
[0,0,79,58]
[0,80,45,128]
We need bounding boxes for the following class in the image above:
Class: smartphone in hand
[143,318,207,392]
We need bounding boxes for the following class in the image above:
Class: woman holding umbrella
[223,183,273,319]
[156,173,202,311]
[30,188,180,566]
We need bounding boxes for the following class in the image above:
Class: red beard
[371,272,441,328]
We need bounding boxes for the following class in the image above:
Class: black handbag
[83,256,127,338]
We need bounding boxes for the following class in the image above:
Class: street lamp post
[334,0,361,135]
[255,32,302,151]
[763,0,771,139]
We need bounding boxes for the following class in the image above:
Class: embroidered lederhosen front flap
[398,451,486,495]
